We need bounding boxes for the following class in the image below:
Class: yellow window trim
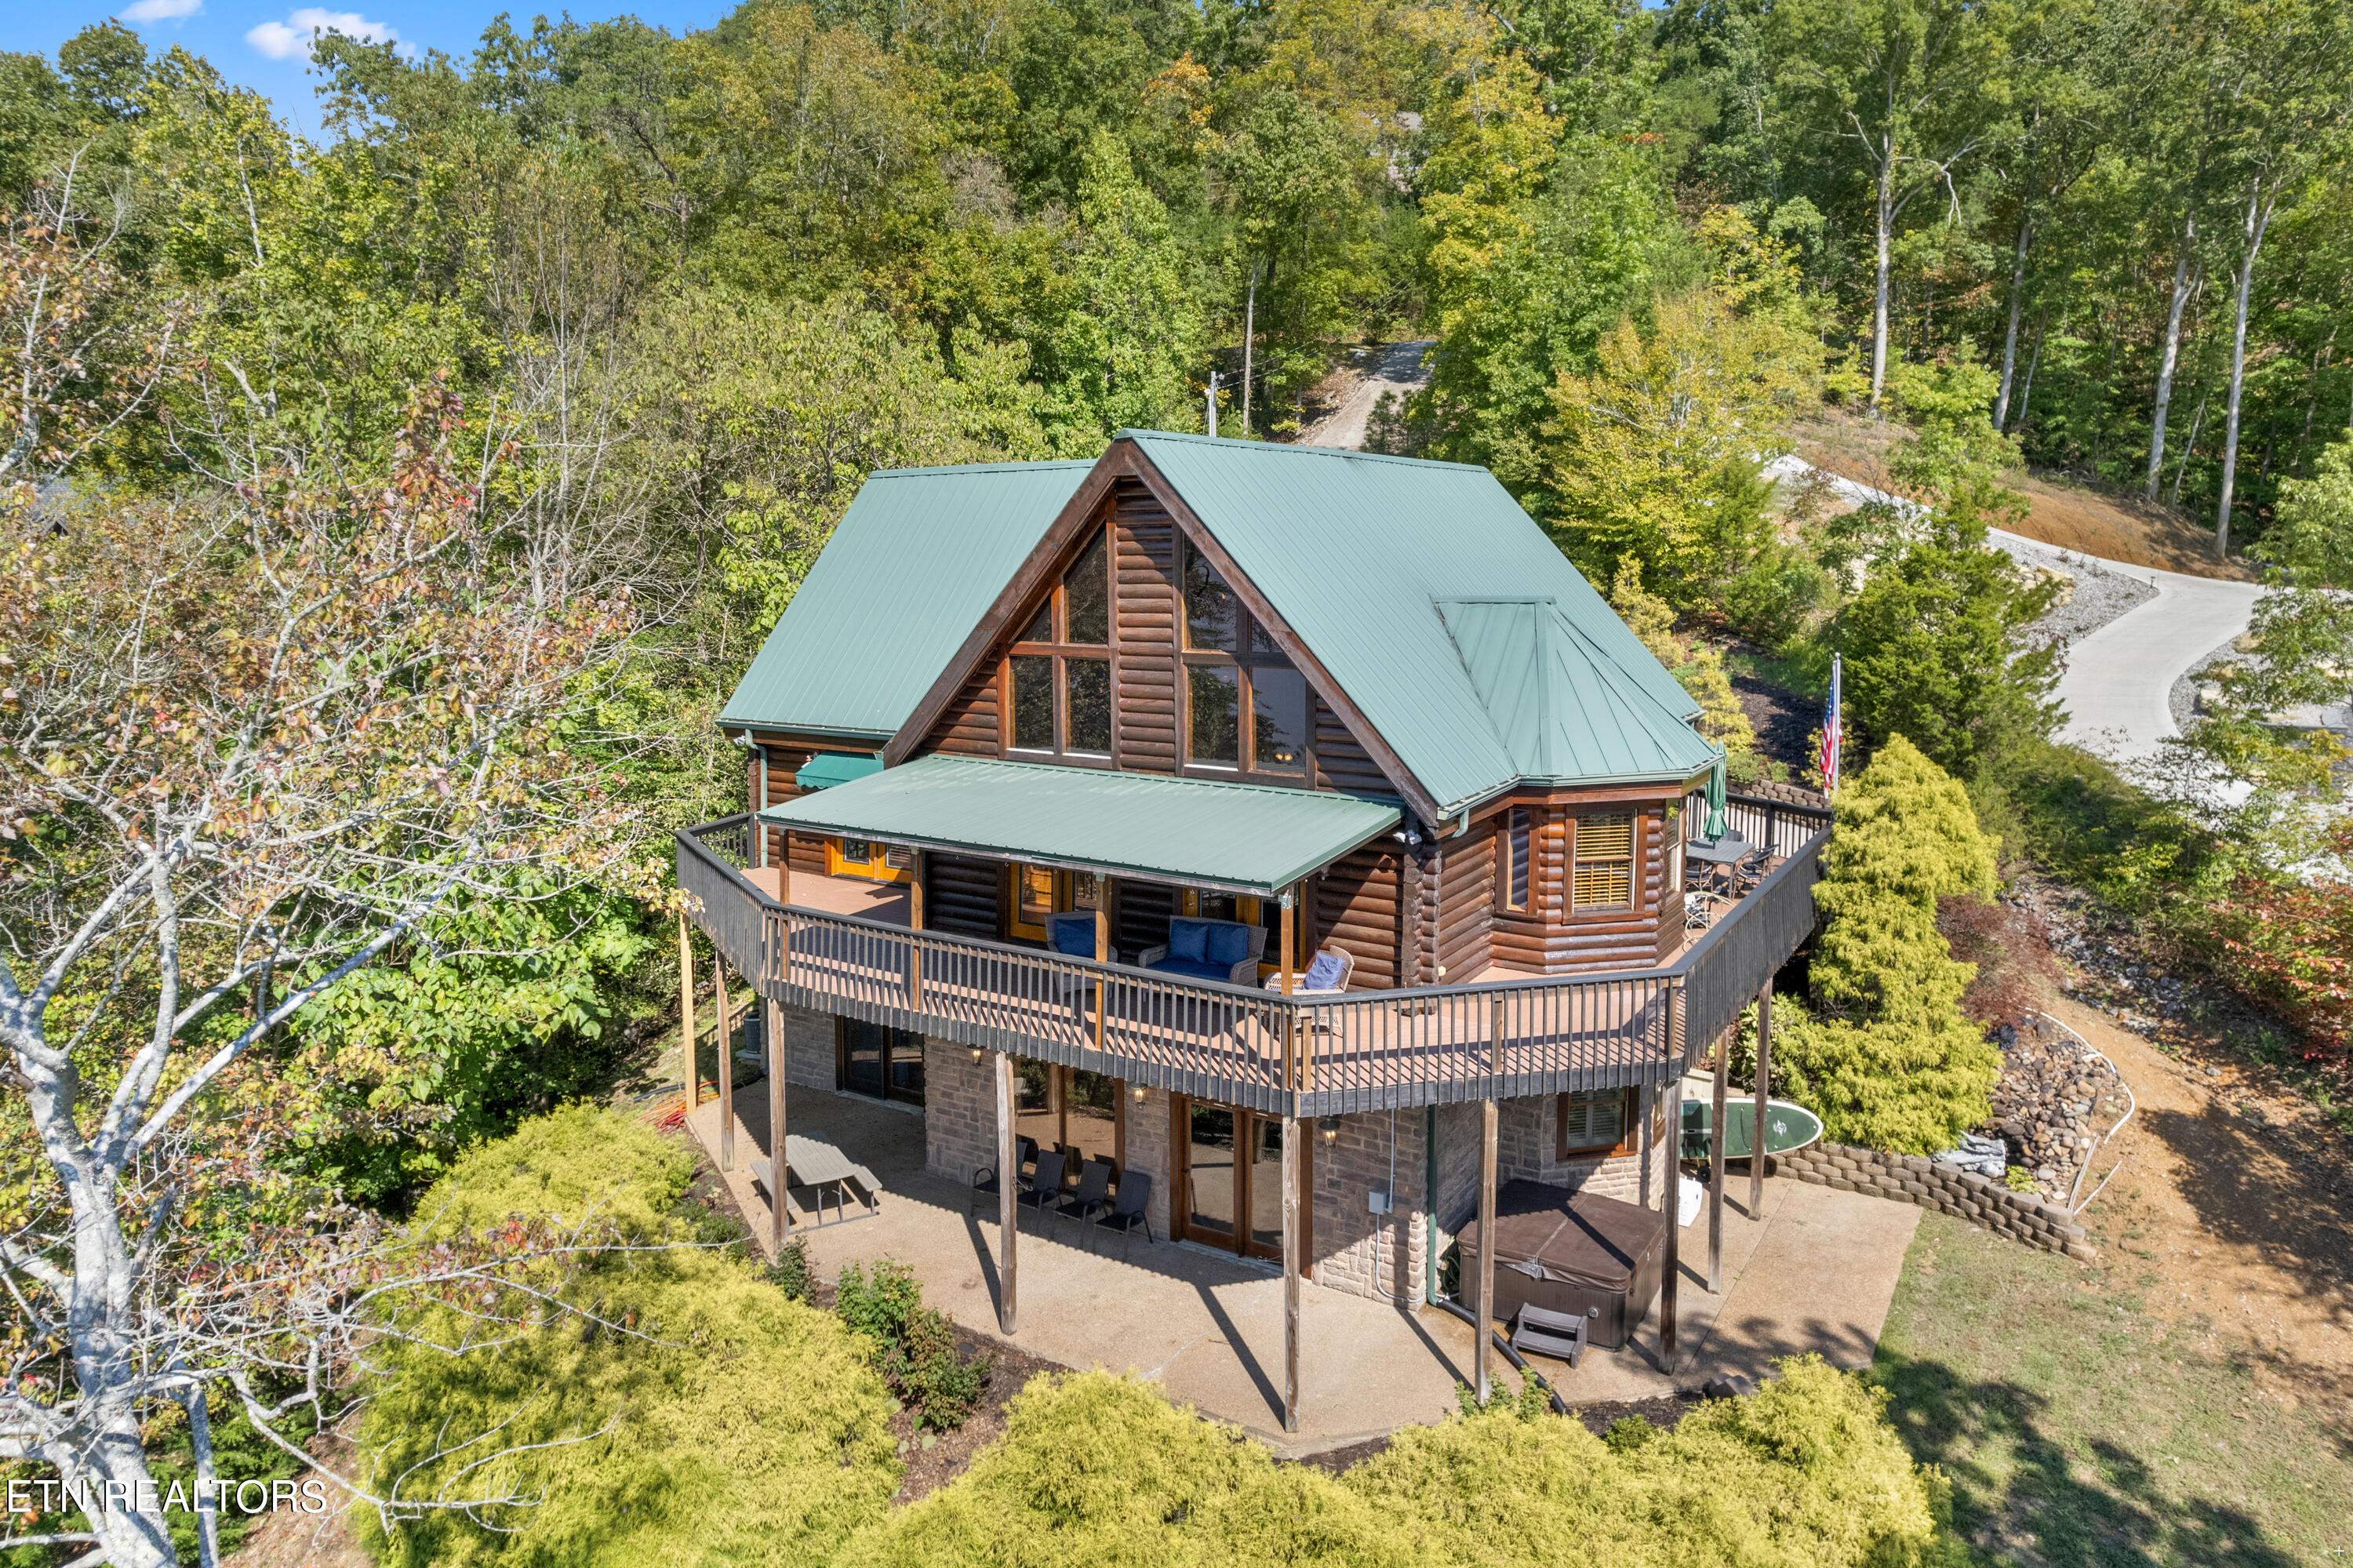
[826,836,911,883]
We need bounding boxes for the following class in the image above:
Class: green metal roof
[758,755,1402,896]
[795,752,884,791]
[1434,599,1722,785]
[720,461,1092,738]
[1119,432,1705,814]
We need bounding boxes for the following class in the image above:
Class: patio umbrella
[1704,750,1727,840]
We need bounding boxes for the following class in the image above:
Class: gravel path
[1988,529,2160,649]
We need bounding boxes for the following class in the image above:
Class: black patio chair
[1049,1156,1113,1238]
[967,1135,1039,1217]
[1089,1170,1155,1259]
[1014,1149,1067,1224]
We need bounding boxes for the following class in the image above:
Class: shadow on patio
[682,1082,1926,1454]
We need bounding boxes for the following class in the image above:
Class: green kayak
[1678,1091,1824,1160]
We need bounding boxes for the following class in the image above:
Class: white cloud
[122,0,202,22]
[245,7,399,60]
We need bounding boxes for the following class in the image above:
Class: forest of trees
[4,0,2351,1560]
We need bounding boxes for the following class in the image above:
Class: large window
[1005,529,1114,760]
[839,1019,925,1105]
[1180,544,1309,778]
[1501,807,1533,912]
[1557,1088,1655,1159]
[1571,813,1635,910]
[1013,1060,1126,1175]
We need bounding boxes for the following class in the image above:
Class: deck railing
[676,791,1830,1116]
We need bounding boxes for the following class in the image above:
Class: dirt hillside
[1787,410,2257,582]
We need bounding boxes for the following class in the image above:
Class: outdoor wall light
[1318,1115,1341,1143]
[969,1046,984,1063]
[1130,1083,1148,1103]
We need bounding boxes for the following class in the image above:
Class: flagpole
[1822,653,1842,797]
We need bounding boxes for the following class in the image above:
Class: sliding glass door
[1175,1097,1307,1263]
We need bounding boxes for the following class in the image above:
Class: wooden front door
[1174,1097,1309,1264]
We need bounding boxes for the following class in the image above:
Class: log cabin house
[675,431,1829,1428]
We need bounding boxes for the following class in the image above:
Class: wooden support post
[1708,1026,1729,1293]
[766,997,788,1257]
[1094,903,1109,1051]
[678,913,697,1110]
[1662,1079,1682,1371]
[907,850,925,1010]
[1750,984,1773,1218]
[1475,1097,1499,1405]
[715,955,734,1171]
[1638,1081,1654,1210]
[1280,892,1297,1088]
[1282,1112,1301,1434]
[996,1050,1018,1336]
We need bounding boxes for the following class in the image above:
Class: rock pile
[1986,1017,2131,1202]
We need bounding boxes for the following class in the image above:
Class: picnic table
[751,1133,882,1227]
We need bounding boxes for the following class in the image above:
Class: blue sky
[25,1,734,131]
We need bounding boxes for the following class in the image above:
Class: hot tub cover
[1455,1181,1666,1293]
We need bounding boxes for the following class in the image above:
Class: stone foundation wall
[771,1002,835,1092]
[1313,1110,1427,1301]
[920,1041,995,1189]
[1124,1086,1174,1246]
[1777,1141,2094,1259]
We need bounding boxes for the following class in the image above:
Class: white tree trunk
[2217,177,2272,556]
[1241,258,1259,437]
[2148,213,2198,499]
[1994,212,2032,430]
[1870,144,1895,409]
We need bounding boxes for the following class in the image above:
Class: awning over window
[795,752,885,791]
[758,755,1402,897]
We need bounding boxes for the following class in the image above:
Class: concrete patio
[685,1082,1919,1455]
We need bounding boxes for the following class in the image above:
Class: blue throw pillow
[1204,922,1252,968]
[1052,917,1097,956]
[1167,919,1209,962]
[1304,950,1346,990]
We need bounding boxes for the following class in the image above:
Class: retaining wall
[1777,1141,2095,1260]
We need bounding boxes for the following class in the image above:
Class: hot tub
[1453,1181,1666,1352]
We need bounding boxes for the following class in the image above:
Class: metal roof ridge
[862,459,1096,478]
[1548,608,1721,740]
[1117,429,1491,473]
[900,752,1409,806]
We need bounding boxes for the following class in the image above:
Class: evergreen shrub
[837,1359,1961,1567]
[356,1107,898,1567]
[1774,737,2003,1154]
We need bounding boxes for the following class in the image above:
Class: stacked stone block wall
[774,1002,835,1092]
[920,1040,995,1191]
[1777,1142,2095,1259]
[1123,1087,1174,1245]
[1312,1109,1427,1300]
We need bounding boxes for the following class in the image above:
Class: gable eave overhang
[881,436,1451,828]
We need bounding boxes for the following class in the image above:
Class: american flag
[1821,653,1842,795]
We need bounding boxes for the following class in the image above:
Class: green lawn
[1870,1213,2351,1567]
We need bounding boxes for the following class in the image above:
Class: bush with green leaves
[836,1258,993,1431]
[1773,737,2004,1155]
[835,1359,1962,1567]
[355,1107,898,1567]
